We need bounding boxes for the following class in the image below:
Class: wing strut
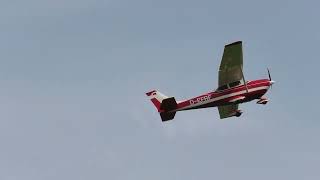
[240,66,249,93]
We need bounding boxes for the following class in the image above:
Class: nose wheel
[257,97,268,105]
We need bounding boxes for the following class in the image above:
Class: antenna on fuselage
[240,66,249,93]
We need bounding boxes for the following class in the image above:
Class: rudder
[146,91,178,121]
[146,90,169,112]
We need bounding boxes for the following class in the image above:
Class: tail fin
[146,90,169,112]
[146,90,177,121]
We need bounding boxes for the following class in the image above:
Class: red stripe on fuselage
[176,79,270,110]
[179,89,268,111]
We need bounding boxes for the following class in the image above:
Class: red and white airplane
[146,41,275,121]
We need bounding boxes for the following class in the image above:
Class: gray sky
[0,0,319,179]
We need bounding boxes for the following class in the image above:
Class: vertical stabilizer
[146,90,177,121]
[146,90,169,112]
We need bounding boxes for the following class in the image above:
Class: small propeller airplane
[146,41,275,121]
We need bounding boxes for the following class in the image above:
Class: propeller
[267,68,271,81]
[267,68,275,89]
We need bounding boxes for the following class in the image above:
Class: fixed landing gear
[234,110,243,117]
[257,97,268,105]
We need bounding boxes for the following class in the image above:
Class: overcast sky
[0,0,319,179]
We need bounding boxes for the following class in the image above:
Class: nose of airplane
[269,80,275,85]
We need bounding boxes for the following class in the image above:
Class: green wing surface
[218,41,243,87]
[218,104,239,119]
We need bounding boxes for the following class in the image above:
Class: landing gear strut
[235,110,242,117]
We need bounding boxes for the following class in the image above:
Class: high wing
[217,41,243,119]
[218,41,243,87]
[218,104,239,119]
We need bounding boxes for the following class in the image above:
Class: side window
[229,81,241,88]
[217,85,228,91]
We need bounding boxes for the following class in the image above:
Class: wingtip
[225,41,242,47]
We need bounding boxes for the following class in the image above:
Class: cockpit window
[217,84,228,91]
[229,81,241,88]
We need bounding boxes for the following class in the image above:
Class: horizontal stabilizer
[160,112,176,121]
[160,97,177,111]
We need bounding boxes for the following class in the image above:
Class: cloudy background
[0,0,319,179]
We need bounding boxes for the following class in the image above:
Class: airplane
[146,41,275,121]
